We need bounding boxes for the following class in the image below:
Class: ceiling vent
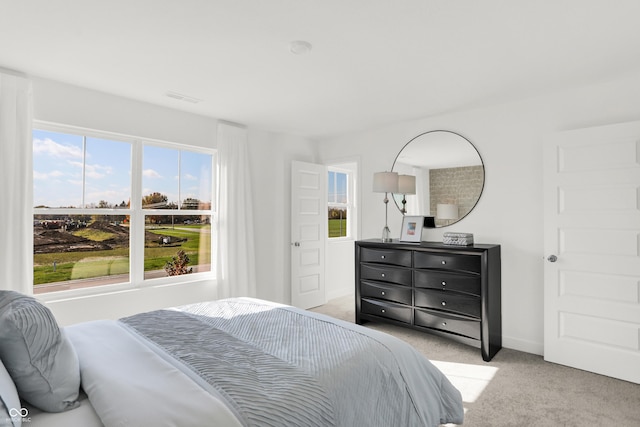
[165,91,203,104]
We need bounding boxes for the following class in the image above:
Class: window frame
[33,121,217,298]
[327,166,352,240]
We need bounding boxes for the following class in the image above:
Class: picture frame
[399,215,423,243]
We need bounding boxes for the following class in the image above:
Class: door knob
[547,255,557,263]
[292,242,300,247]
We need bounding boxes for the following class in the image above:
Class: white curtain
[216,122,257,298]
[0,71,33,294]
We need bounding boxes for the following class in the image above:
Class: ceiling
[2,0,640,140]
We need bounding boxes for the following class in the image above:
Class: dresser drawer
[361,280,412,305]
[415,308,481,340]
[414,251,480,274]
[360,264,412,286]
[415,288,481,318]
[414,270,480,296]
[360,247,412,267]
[361,298,412,323]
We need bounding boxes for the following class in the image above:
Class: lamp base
[381,226,392,242]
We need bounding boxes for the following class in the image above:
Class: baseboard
[502,335,543,356]
[326,288,354,302]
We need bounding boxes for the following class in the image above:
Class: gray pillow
[0,291,80,413]
[0,358,21,427]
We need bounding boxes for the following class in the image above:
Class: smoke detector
[289,40,312,55]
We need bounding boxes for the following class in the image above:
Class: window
[33,125,215,294]
[328,168,350,238]
[141,144,213,280]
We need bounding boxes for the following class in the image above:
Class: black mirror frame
[391,130,485,227]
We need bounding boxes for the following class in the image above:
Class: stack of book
[443,232,474,246]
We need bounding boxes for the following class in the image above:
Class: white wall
[33,78,217,148]
[326,240,355,301]
[317,72,640,355]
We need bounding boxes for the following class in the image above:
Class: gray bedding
[118,298,464,427]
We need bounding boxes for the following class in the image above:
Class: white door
[291,161,327,309]
[543,121,640,384]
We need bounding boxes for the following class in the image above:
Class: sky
[33,129,212,209]
[328,170,347,204]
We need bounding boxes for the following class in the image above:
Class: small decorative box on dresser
[355,239,501,361]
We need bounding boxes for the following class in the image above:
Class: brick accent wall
[429,165,484,226]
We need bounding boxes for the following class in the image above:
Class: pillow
[0,291,80,413]
[0,358,21,427]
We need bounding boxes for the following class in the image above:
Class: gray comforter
[69,298,464,427]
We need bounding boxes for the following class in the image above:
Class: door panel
[291,161,327,309]
[544,121,640,384]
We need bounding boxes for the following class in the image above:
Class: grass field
[328,219,347,238]
[144,225,211,271]
[33,224,211,285]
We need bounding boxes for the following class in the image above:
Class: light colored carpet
[311,294,640,427]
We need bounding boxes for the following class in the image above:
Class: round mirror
[392,130,484,227]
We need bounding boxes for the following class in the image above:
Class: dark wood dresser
[355,239,501,361]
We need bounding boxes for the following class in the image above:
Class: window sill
[35,273,216,304]
[328,237,354,243]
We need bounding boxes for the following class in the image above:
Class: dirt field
[33,221,166,254]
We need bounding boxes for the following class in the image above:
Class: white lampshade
[373,171,399,193]
[398,174,416,195]
[436,203,458,220]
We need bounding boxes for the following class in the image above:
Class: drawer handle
[381,309,386,314]
[441,301,447,306]
[381,273,386,278]
[441,260,447,265]
[442,322,447,327]
[441,281,446,286]
[381,291,386,296]
[381,255,386,259]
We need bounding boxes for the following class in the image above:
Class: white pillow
[0,358,21,427]
[0,291,80,413]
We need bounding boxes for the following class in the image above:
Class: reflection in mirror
[392,131,484,227]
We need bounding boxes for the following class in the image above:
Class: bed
[0,291,464,427]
